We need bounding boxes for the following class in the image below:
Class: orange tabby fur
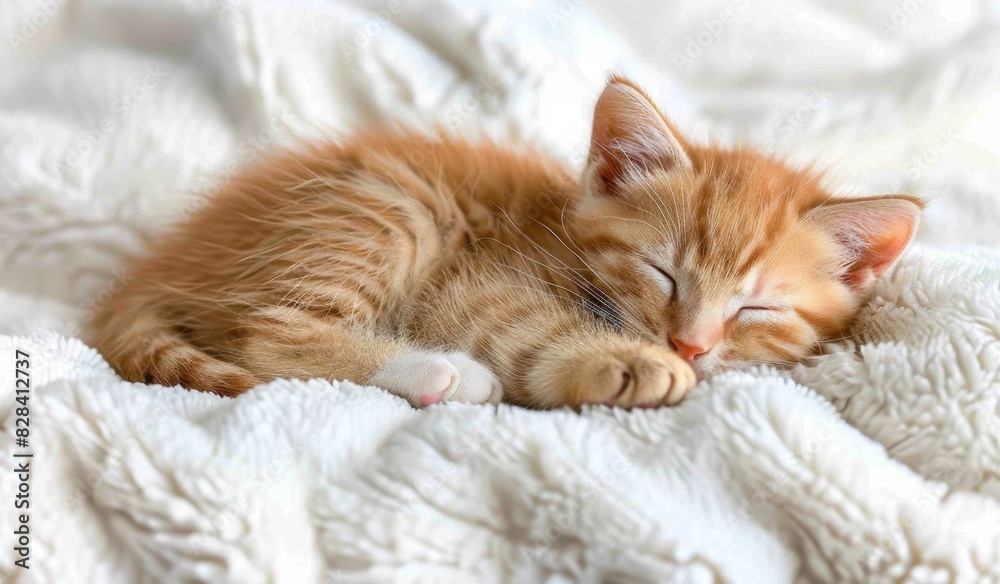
[86,76,922,408]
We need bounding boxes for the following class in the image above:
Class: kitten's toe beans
[368,351,501,407]
[368,351,460,408]
[442,352,503,405]
[661,355,697,406]
[590,362,632,406]
[642,350,696,407]
[570,344,696,409]
[485,383,504,405]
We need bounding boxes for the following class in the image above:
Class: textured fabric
[0,0,998,582]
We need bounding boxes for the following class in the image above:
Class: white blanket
[1,0,999,582]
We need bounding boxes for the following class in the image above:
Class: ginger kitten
[86,76,922,409]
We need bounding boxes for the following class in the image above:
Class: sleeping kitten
[86,76,922,409]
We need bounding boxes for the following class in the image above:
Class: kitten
[86,76,922,409]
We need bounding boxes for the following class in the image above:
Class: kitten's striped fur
[87,76,922,408]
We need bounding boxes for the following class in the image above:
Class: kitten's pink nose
[670,337,712,361]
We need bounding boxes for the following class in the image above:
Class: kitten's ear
[584,76,691,197]
[810,196,923,290]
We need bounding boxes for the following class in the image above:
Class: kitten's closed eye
[649,264,676,297]
[735,305,785,323]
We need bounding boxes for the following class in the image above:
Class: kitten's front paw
[368,351,503,407]
[561,342,696,408]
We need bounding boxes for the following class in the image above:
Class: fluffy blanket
[1,0,999,582]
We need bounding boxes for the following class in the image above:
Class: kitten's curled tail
[87,305,260,397]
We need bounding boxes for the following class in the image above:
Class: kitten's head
[570,76,922,377]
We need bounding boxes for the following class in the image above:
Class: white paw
[367,351,502,407]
